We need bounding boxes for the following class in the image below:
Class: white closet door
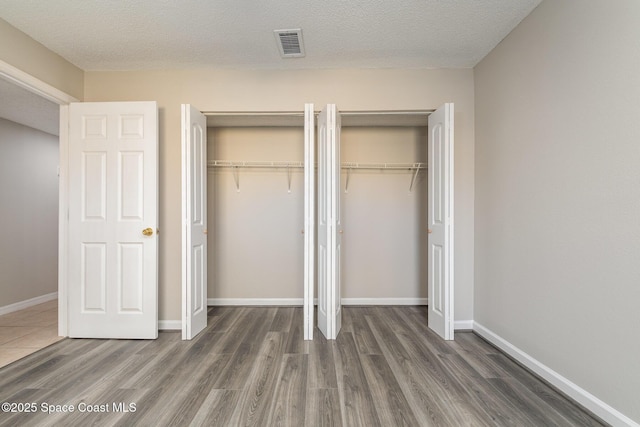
[317,104,342,340]
[304,103,315,340]
[334,107,342,338]
[68,101,158,339]
[181,104,208,340]
[428,103,455,341]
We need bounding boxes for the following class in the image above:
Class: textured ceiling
[0,0,541,134]
[0,0,541,71]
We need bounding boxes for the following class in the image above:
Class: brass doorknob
[142,228,154,236]
[427,229,433,234]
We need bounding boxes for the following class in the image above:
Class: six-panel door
[68,101,158,339]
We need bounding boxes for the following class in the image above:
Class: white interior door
[317,104,342,340]
[428,103,455,340]
[68,101,158,339]
[181,104,208,340]
[334,108,342,338]
[303,103,315,340]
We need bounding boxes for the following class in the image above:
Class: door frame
[303,104,315,340]
[184,110,313,334]
[188,107,456,339]
[0,60,78,337]
[334,108,454,339]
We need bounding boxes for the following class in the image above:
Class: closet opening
[339,114,429,308]
[183,105,453,341]
[205,112,430,306]
[206,113,307,307]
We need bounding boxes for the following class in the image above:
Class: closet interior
[205,111,429,306]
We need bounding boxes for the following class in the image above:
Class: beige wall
[0,118,59,307]
[0,18,84,100]
[474,0,640,423]
[84,68,475,322]
[209,126,305,300]
[340,126,428,300]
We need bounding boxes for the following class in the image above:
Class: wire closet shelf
[207,160,427,192]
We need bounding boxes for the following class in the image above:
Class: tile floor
[0,300,62,368]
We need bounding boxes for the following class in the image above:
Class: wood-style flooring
[0,306,605,426]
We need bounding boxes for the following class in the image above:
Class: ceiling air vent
[274,29,305,58]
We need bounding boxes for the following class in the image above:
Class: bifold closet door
[181,104,208,340]
[304,104,315,340]
[428,103,454,341]
[317,104,342,340]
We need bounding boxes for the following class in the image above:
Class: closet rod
[203,111,303,117]
[209,161,427,193]
[202,109,433,117]
[342,163,427,193]
[207,160,426,170]
[208,160,302,192]
[208,160,304,168]
[341,162,426,170]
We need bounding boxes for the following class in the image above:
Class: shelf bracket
[287,164,292,193]
[345,166,352,193]
[409,164,421,193]
[232,166,240,192]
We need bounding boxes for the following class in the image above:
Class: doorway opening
[0,65,75,363]
[339,122,429,306]
[208,122,308,306]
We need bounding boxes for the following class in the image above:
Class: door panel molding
[68,101,158,339]
[181,104,208,340]
[428,103,454,340]
[317,104,342,340]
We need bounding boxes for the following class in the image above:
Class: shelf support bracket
[233,166,240,192]
[345,167,352,193]
[409,164,420,193]
[287,164,292,193]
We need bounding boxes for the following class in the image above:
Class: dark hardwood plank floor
[0,306,605,427]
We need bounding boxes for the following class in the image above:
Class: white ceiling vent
[274,29,305,58]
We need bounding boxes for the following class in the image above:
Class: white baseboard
[158,320,182,331]
[342,297,428,306]
[208,297,428,306]
[208,298,304,306]
[454,320,474,330]
[473,322,639,427]
[0,292,58,316]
